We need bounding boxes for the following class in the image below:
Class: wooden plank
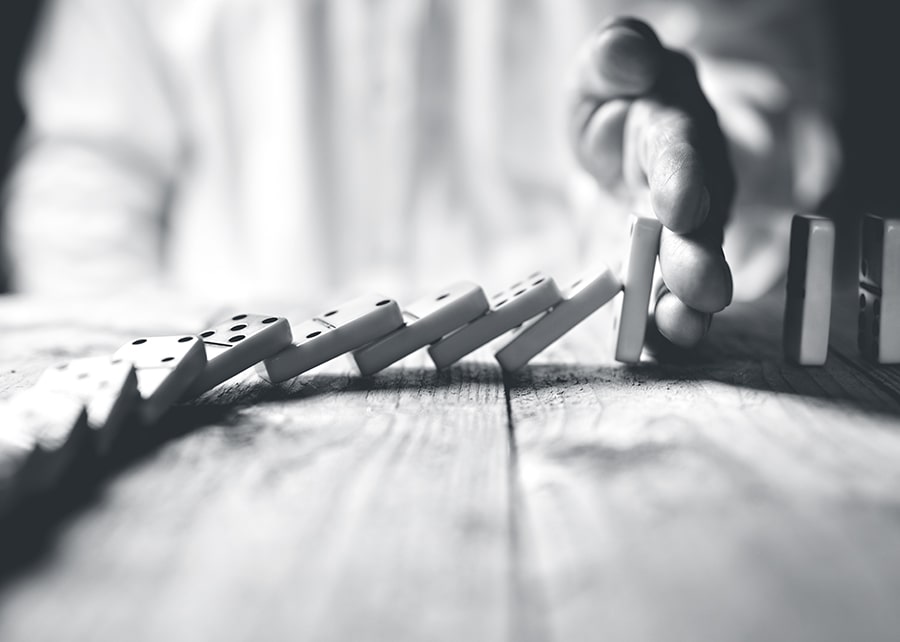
[508,296,900,642]
[0,300,512,642]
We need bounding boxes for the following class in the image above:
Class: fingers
[653,289,711,348]
[571,17,663,105]
[659,227,733,313]
[627,99,711,235]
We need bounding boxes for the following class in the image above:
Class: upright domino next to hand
[35,357,141,455]
[495,266,622,372]
[859,213,900,363]
[257,294,404,383]
[184,313,293,398]
[427,273,563,369]
[783,213,834,366]
[352,282,490,376]
[615,215,662,363]
[114,335,207,424]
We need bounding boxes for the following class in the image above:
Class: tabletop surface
[0,287,899,642]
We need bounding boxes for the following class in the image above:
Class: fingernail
[595,27,661,94]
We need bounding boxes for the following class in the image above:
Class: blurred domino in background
[859,213,900,363]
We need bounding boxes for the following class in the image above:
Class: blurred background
[0,0,896,299]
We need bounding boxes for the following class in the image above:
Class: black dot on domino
[375,300,391,306]
[230,324,247,332]
[496,299,508,307]
[533,278,545,286]
[179,336,194,343]
[306,331,322,339]
[133,339,147,345]
[323,310,338,318]
[571,279,582,288]
[229,335,245,343]
[232,314,247,321]
[436,293,449,301]
[77,372,88,380]
[262,317,277,324]
[161,357,174,363]
[514,289,526,297]
[528,271,541,279]
[200,331,215,338]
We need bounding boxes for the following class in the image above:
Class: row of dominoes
[784,212,899,366]
[0,215,664,517]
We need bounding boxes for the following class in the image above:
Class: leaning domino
[35,356,141,455]
[615,215,662,363]
[352,282,489,376]
[114,335,207,424]
[0,389,89,500]
[257,294,404,384]
[495,267,622,372]
[859,213,900,363]
[783,213,834,366]
[184,313,293,398]
[427,273,563,369]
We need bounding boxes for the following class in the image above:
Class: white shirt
[5,0,839,303]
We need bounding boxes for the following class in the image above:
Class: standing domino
[352,282,490,376]
[427,273,564,369]
[257,294,404,383]
[114,335,207,424]
[859,213,900,363]
[495,267,622,372]
[0,390,89,499]
[615,216,662,363]
[184,313,293,398]
[783,213,835,366]
[35,357,140,455]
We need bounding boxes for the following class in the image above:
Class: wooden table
[0,288,899,642]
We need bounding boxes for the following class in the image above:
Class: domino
[113,335,207,424]
[614,215,662,363]
[184,313,293,398]
[859,213,900,363]
[0,425,35,515]
[257,294,404,383]
[352,282,490,376]
[0,389,89,500]
[783,213,834,366]
[427,273,564,369]
[35,356,141,455]
[495,266,622,371]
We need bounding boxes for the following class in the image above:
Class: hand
[570,17,734,347]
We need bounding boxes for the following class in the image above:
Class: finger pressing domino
[495,267,622,372]
[615,215,662,363]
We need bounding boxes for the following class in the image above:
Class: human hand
[570,17,734,347]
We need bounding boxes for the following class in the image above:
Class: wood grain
[1,289,900,642]
[506,296,900,642]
